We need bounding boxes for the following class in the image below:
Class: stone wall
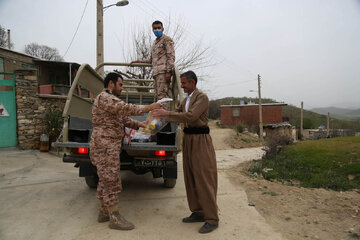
[15,69,65,149]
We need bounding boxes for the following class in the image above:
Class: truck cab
[55,63,184,188]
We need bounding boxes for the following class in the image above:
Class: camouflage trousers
[154,73,170,110]
[90,148,122,207]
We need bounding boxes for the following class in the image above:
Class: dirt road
[0,146,285,240]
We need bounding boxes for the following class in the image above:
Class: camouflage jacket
[90,90,145,149]
[141,34,175,76]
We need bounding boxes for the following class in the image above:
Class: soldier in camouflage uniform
[131,20,175,110]
[90,72,160,230]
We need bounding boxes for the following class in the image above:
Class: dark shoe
[98,207,110,223]
[199,222,218,234]
[108,211,135,230]
[182,213,205,223]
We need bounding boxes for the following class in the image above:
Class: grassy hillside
[283,105,360,131]
[311,107,360,120]
[209,97,360,131]
[250,136,360,191]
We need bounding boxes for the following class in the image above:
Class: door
[0,72,17,147]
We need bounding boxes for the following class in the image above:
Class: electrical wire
[62,0,89,58]
[132,0,257,81]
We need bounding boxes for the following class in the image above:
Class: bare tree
[24,42,64,61]
[121,16,217,81]
[0,25,14,49]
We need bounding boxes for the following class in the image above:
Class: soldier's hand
[150,103,161,111]
[151,109,167,117]
[165,72,172,83]
[138,121,147,128]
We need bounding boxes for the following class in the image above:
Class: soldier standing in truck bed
[131,20,175,110]
[90,72,160,230]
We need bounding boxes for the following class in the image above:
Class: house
[220,102,294,139]
[302,128,354,140]
[0,47,80,94]
[263,122,296,141]
[220,102,288,127]
[0,47,81,149]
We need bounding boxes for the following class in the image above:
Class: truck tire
[85,175,99,189]
[164,178,176,188]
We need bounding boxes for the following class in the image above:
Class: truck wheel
[85,175,99,189]
[164,178,176,188]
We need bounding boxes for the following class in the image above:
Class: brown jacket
[141,34,175,76]
[166,89,209,128]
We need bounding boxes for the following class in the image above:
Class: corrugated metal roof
[220,103,287,107]
[263,122,292,128]
[33,59,80,67]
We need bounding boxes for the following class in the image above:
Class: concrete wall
[221,105,283,126]
[15,69,65,149]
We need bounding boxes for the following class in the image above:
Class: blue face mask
[153,30,162,38]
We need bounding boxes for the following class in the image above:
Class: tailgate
[54,141,178,151]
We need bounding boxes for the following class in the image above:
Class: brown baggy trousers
[182,133,219,225]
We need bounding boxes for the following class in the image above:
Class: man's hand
[138,121,147,128]
[151,108,167,118]
[165,72,172,84]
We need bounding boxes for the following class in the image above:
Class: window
[232,108,240,117]
[21,62,35,69]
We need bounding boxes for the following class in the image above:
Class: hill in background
[209,97,360,131]
[310,106,360,120]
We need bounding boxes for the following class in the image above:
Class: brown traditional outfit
[165,89,219,225]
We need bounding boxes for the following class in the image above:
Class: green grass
[250,136,360,191]
[349,232,360,239]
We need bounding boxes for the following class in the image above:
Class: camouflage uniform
[90,90,145,207]
[141,34,175,108]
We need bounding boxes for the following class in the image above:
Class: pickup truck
[54,63,184,188]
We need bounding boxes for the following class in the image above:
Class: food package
[141,111,166,136]
[124,127,152,144]
[141,98,173,136]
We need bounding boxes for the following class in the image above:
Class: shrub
[216,120,221,127]
[263,134,293,159]
[236,122,245,133]
[45,108,63,141]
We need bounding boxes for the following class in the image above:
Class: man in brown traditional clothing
[90,72,160,230]
[152,71,219,234]
[131,20,175,110]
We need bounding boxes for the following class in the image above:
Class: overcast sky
[1,0,360,109]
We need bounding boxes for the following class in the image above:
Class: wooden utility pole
[96,0,104,76]
[258,74,263,141]
[300,101,303,140]
[327,112,330,137]
[7,29,11,49]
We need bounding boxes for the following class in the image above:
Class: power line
[213,79,257,88]
[132,0,257,81]
[63,0,89,58]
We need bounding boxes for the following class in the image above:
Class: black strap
[183,127,210,134]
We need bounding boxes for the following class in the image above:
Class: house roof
[220,103,287,108]
[0,47,81,67]
[33,59,80,68]
[263,122,292,128]
[0,46,40,59]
